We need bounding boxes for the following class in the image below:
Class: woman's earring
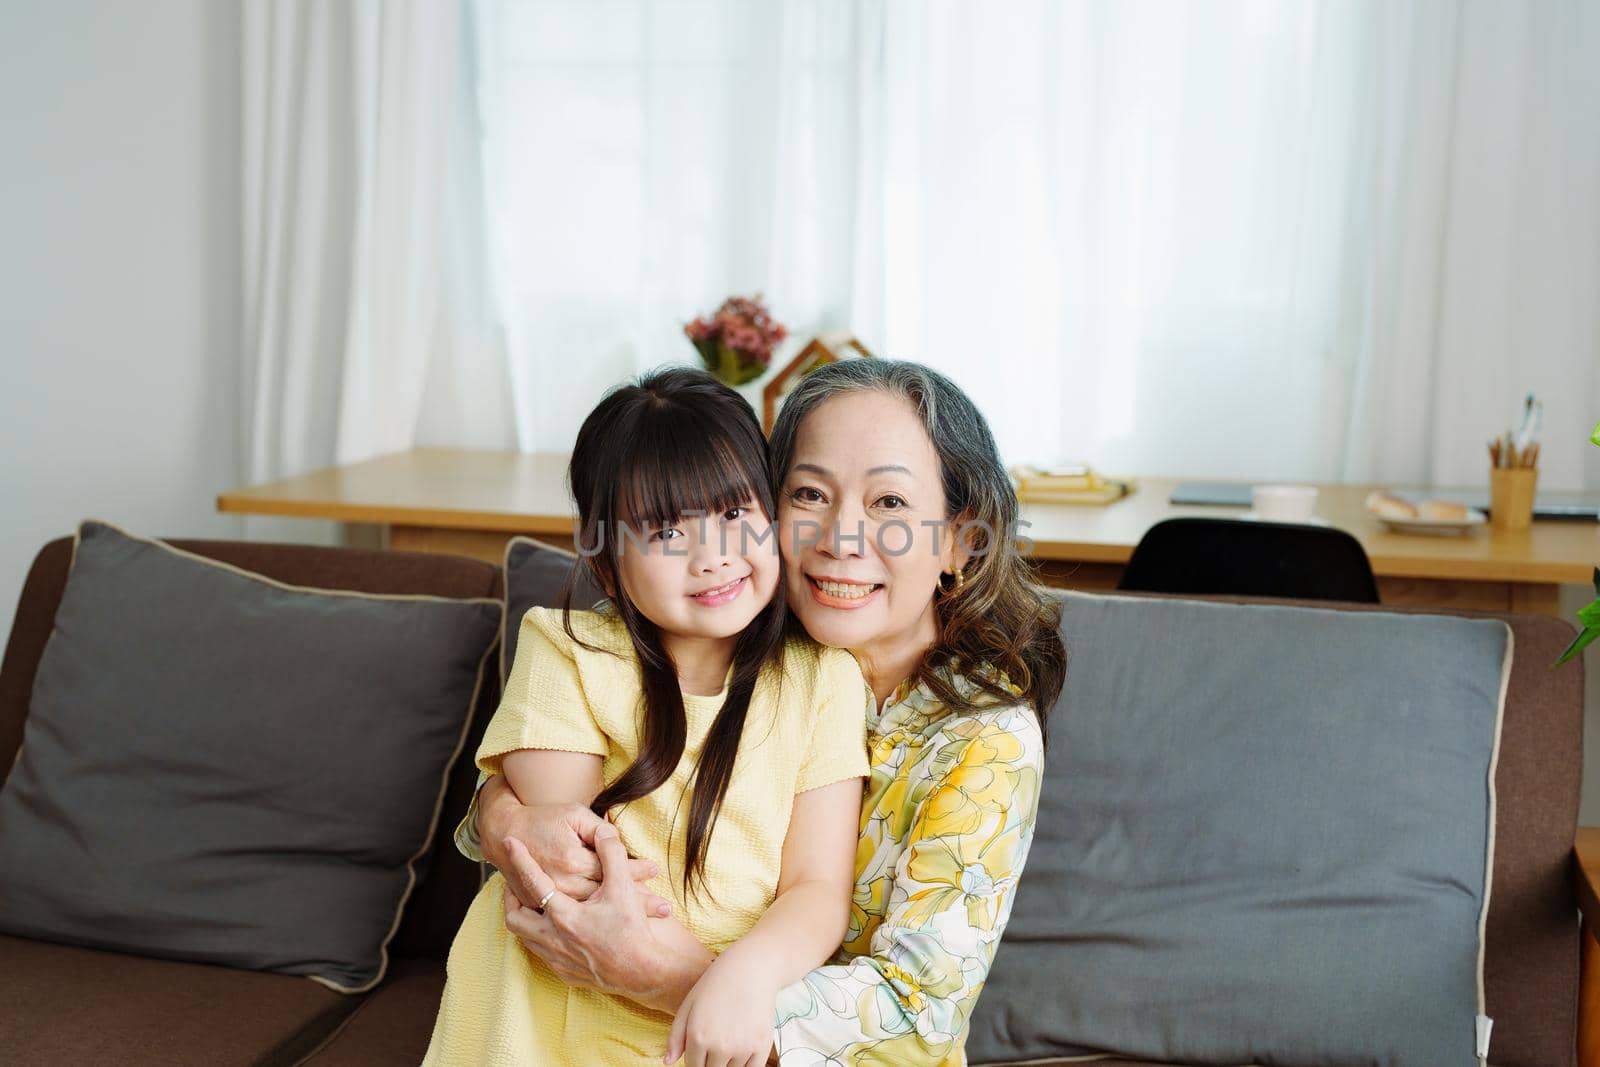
[939,565,966,598]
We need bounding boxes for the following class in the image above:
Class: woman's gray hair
[768,358,1016,549]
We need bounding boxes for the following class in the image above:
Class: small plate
[1374,509,1488,535]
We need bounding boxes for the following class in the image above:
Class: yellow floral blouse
[771,670,1044,1066]
[453,666,1044,1067]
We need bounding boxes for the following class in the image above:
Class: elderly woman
[458,359,1065,1065]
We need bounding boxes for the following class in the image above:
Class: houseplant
[684,295,787,387]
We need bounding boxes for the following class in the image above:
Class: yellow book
[1010,465,1135,506]
[1015,479,1135,506]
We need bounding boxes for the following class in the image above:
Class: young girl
[424,368,871,1067]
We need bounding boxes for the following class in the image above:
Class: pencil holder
[1489,466,1537,531]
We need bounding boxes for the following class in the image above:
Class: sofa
[0,531,1594,1066]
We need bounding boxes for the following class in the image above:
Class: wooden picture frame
[761,333,875,435]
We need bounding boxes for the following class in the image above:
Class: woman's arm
[475,751,660,898]
[665,775,864,1065]
[460,761,662,903]
[773,707,1045,1066]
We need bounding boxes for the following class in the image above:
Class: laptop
[1168,483,1255,507]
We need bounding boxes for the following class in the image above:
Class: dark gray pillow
[967,591,1508,1067]
[500,535,606,684]
[0,519,501,992]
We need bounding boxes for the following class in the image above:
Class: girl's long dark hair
[561,367,787,901]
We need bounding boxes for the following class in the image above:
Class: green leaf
[1555,626,1600,667]
[1591,419,1600,446]
[1580,598,1600,627]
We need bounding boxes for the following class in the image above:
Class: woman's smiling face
[777,390,958,684]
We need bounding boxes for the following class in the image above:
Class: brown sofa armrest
[1577,828,1600,932]
[1576,828,1600,1067]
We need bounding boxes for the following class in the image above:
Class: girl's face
[777,391,958,674]
[614,500,781,644]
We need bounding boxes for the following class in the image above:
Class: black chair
[1117,517,1380,603]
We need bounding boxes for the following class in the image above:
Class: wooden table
[217,448,1600,617]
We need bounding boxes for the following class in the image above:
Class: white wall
[0,0,247,618]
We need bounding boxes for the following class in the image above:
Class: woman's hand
[478,773,664,909]
[665,947,779,1067]
[499,826,714,1013]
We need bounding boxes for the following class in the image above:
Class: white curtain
[862,0,1365,478]
[472,0,869,452]
[240,0,513,507]
[476,0,1600,490]
[1322,0,1600,492]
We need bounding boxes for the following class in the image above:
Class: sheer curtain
[472,0,870,452]
[240,0,512,522]
[1331,0,1600,491]
[475,0,1600,487]
[863,1,1362,478]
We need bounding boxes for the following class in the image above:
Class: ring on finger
[535,889,556,915]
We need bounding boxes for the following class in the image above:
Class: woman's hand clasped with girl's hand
[498,824,714,1015]
[500,822,780,1066]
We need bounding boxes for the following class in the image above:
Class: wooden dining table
[217,447,1600,617]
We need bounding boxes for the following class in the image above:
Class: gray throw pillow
[0,519,501,992]
[967,591,1508,1067]
[501,535,606,685]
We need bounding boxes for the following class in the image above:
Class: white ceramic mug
[1252,484,1318,522]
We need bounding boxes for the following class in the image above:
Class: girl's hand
[665,949,779,1067]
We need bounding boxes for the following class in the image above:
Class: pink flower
[683,294,786,381]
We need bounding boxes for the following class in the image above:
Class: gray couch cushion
[967,591,1510,1066]
[500,535,605,684]
[0,520,501,993]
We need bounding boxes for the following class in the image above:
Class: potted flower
[1555,418,1600,665]
[684,295,787,387]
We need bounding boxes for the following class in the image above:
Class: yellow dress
[424,607,871,1067]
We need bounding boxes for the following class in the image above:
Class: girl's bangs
[614,424,767,533]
